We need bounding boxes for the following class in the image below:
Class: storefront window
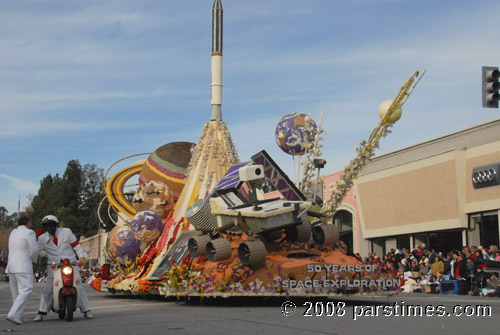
[480,211,499,248]
[385,237,397,252]
[333,210,352,232]
[428,230,463,254]
[372,238,384,257]
[397,235,411,251]
[334,210,354,253]
[414,233,428,248]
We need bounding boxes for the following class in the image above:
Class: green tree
[29,160,111,239]
[0,206,16,228]
[58,160,84,237]
[30,174,64,230]
[80,163,108,237]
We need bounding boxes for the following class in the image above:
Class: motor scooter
[51,259,83,321]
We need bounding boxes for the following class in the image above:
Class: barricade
[439,280,459,295]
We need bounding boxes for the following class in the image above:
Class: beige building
[79,229,108,266]
[346,118,500,256]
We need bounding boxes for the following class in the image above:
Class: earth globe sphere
[275,112,317,155]
[107,225,143,265]
[131,210,164,243]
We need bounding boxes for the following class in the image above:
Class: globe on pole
[275,112,317,155]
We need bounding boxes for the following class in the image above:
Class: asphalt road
[1,281,500,335]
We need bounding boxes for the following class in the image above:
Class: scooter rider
[34,215,94,321]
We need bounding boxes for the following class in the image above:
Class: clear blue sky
[1,0,500,214]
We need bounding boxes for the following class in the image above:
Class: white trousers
[38,268,90,314]
[8,273,34,320]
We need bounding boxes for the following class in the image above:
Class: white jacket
[6,225,39,274]
[38,227,84,264]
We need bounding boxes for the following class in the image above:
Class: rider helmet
[41,215,59,226]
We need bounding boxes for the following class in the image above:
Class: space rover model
[185,151,339,268]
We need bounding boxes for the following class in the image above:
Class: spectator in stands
[466,257,475,276]
[488,245,499,259]
[393,250,403,264]
[420,255,430,266]
[410,260,419,272]
[397,261,406,273]
[415,245,424,259]
[486,272,500,291]
[401,257,408,270]
[470,246,478,261]
[466,257,476,276]
[381,254,391,272]
[450,251,460,278]
[495,251,500,262]
[430,256,444,280]
[387,263,398,277]
[419,262,430,277]
[466,257,475,294]
[473,249,484,264]
[366,253,375,264]
[472,267,488,296]
[426,250,436,264]
[478,246,490,259]
[443,252,452,275]
[454,253,468,295]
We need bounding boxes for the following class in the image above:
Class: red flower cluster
[138,247,158,266]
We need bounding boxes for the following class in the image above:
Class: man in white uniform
[6,216,39,325]
[34,215,94,321]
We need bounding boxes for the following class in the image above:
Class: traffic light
[482,66,500,108]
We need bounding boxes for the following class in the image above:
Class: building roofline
[373,118,500,160]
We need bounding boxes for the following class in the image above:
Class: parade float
[92,0,425,298]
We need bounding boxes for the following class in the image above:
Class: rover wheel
[188,234,212,257]
[286,223,311,242]
[206,238,232,262]
[238,240,267,268]
[312,224,339,247]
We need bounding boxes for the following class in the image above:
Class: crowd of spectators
[352,244,500,296]
[80,265,103,283]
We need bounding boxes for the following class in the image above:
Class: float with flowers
[94,0,425,299]
[95,68,424,298]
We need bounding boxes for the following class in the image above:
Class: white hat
[41,215,59,224]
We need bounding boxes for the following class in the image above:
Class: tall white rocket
[210,0,223,121]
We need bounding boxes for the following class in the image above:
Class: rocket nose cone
[213,0,222,9]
